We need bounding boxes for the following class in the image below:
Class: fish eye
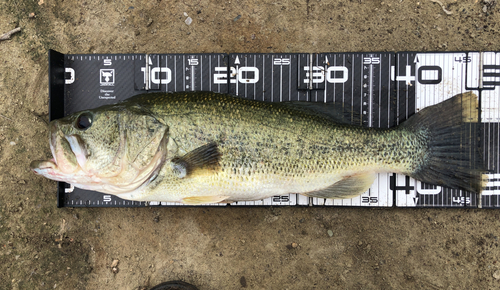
[75,112,93,130]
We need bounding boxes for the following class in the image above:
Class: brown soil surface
[1,0,500,289]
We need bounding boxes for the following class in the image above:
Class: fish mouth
[31,158,57,169]
[31,121,88,180]
[30,159,56,171]
[31,119,169,196]
[30,159,65,181]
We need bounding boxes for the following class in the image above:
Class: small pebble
[494,270,500,280]
[240,276,247,288]
[185,17,192,25]
[111,259,119,268]
[9,141,16,146]
[233,15,241,21]
[183,12,188,17]
[327,230,333,237]
[291,242,298,248]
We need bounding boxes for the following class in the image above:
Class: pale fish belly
[119,171,345,202]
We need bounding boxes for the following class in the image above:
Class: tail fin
[401,92,486,193]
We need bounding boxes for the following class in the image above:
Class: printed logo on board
[100,69,115,86]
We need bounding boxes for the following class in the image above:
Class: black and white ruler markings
[477,52,500,208]
[53,50,500,208]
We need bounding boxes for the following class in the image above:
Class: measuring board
[48,50,500,208]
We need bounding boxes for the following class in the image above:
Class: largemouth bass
[31,92,485,204]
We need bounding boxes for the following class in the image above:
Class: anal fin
[305,173,376,199]
[182,195,229,205]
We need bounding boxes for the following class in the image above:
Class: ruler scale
[49,50,500,208]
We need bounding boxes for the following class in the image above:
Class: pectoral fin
[171,142,221,178]
[182,195,229,205]
[305,173,376,199]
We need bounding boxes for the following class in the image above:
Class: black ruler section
[145,54,229,93]
[48,50,65,121]
[48,50,66,208]
[311,53,396,128]
[64,54,143,115]
[63,184,145,207]
[228,54,308,101]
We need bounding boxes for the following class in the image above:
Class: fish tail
[401,92,486,193]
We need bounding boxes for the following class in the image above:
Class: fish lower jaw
[30,159,57,170]
[30,159,71,182]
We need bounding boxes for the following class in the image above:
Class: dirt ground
[2,0,500,289]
